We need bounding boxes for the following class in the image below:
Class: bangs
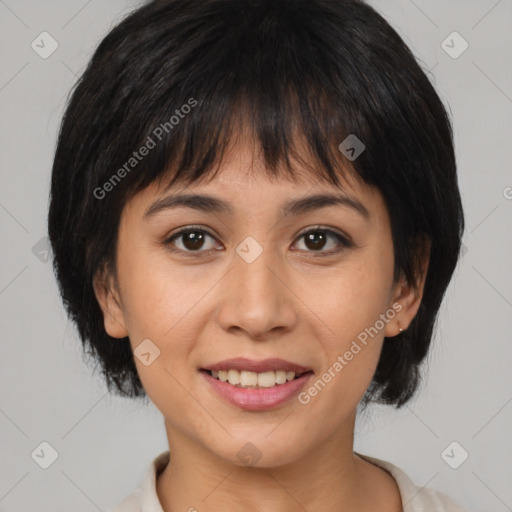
[91,0,387,204]
[118,70,358,206]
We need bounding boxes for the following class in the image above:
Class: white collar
[128,450,466,512]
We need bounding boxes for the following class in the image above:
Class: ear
[385,236,431,337]
[92,262,129,339]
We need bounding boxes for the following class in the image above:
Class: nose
[215,247,298,340]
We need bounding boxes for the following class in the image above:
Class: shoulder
[108,451,170,512]
[355,452,468,512]
[108,489,141,512]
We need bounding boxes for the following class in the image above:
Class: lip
[202,357,312,374]
[200,369,313,411]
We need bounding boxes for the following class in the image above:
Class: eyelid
[163,224,353,255]
[168,224,218,239]
[291,225,353,255]
[163,224,220,251]
[296,224,351,241]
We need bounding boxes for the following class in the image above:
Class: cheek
[300,256,392,400]
[117,245,209,340]
[117,248,222,398]
[307,256,393,343]
[298,266,390,421]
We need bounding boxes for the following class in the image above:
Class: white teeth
[257,371,276,388]
[208,369,303,388]
[240,371,258,386]
[227,369,241,385]
[275,370,287,384]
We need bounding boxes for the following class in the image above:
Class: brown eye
[164,227,219,253]
[303,230,328,250]
[293,228,352,254]
[179,230,208,251]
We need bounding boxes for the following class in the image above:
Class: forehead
[165,138,360,191]
[123,136,384,222]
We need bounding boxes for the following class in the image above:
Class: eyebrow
[143,192,370,220]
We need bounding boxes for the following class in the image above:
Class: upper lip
[202,358,312,374]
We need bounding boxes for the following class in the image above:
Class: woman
[48,0,467,510]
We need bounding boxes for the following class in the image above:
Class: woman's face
[95,140,422,467]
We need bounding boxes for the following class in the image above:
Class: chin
[209,434,306,469]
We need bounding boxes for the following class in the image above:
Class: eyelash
[162,225,353,257]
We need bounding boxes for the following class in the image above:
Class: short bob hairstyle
[48,0,464,408]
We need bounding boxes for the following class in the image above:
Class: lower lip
[200,370,313,411]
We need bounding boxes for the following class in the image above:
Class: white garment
[109,450,468,512]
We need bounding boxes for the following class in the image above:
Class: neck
[155,413,395,512]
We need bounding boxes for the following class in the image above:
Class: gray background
[0,0,511,510]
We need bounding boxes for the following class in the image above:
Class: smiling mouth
[201,369,313,388]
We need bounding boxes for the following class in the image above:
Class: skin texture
[94,138,429,512]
